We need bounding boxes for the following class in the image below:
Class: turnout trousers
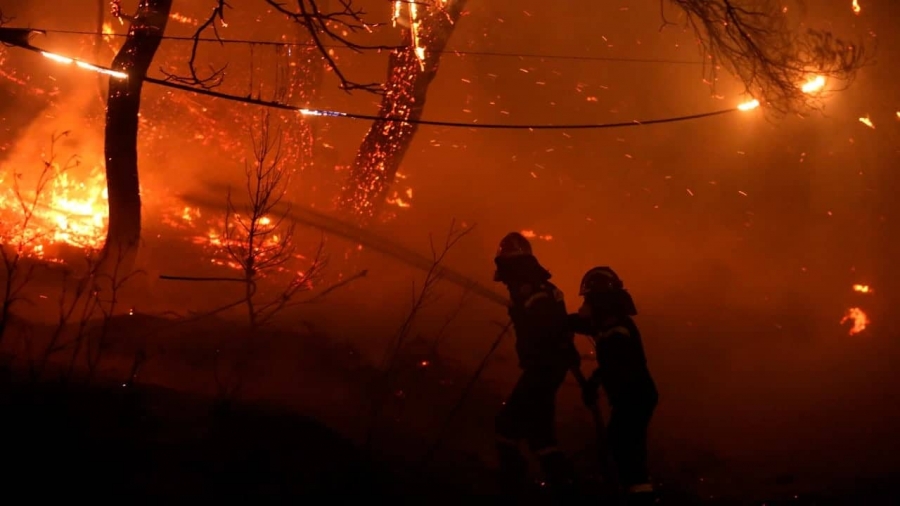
[495,366,573,492]
[608,403,656,498]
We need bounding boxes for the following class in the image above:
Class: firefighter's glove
[580,378,599,408]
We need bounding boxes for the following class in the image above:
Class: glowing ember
[386,187,413,208]
[859,115,875,129]
[169,12,199,26]
[520,230,553,241]
[852,0,862,15]
[852,284,873,293]
[738,99,760,111]
[840,307,869,335]
[0,165,109,257]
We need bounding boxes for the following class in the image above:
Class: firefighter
[570,266,658,506]
[492,232,581,499]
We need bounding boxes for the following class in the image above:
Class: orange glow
[859,116,875,129]
[840,307,869,335]
[852,284,873,294]
[852,0,861,15]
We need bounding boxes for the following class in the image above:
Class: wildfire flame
[801,75,826,94]
[738,74,827,111]
[0,165,109,256]
[840,307,869,335]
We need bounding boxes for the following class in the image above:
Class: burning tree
[337,0,468,220]
[669,0,867,115]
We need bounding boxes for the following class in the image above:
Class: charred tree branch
[338,0,468,220]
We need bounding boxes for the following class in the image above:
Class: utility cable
[36,27,706,66]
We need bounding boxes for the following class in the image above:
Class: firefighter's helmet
[579,266,624,296]
[495,232,533,260]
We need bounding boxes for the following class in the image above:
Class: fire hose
[180,192,611,470]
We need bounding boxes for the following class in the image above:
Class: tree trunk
[103,0,172,266]
[338,0,467,221]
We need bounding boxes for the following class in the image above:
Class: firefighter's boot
[496,442,529,497]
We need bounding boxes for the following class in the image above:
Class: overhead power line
[146,75,739,129]
[1,30,745,131]
[37,27,707,66]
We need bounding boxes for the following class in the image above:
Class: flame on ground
[840,307,869,335]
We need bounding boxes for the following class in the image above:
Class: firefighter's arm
[567,313,593,335]
[595,326,643,379]
[521,290,564,334]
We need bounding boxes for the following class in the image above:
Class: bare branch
[160,1,231,89]
[671,0,869,115]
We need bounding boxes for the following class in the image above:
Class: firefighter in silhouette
[492,232,580,498]
[570,266,659,506]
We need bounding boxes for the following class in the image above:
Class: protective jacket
[569,314,657,410]
[508,281,580,371]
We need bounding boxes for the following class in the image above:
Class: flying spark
[858,116,875,129]
[852,284,873,293]
[852,0,862,15]
[840,307,869,335]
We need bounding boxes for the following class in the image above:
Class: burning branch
[669,0,868,115]
[338,0,468,220]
